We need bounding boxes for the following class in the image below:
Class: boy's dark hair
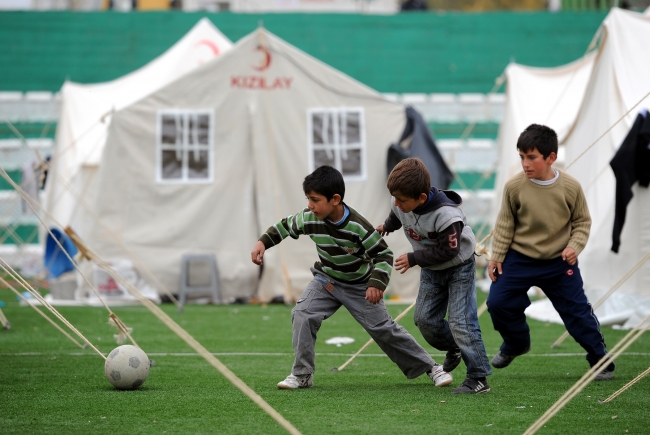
[386,158,431,199]
[517,124,558,158]
[303,165,345,201]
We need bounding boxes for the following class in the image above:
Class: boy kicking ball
[487,124,615,380]
[251,166,452,390]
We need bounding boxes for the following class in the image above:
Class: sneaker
[491,346,531,369]
[428,364,453,387]
[452,378,490,394]
[593,370,614,381]
[443,349,462,372]
[277,373,314,390]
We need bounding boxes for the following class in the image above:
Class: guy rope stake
[601,363,650,403]
[0,307,9,329]
[477,300,488,317]
[0,260,105,358]
[0,275,84,347]
[333,301,416,372]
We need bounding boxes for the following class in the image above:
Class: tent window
[157,111,213,183]
[308,108,366,181]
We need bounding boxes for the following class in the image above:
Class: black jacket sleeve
[407,221,463,267]
[383,210,403,233]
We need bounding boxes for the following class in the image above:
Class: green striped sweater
[259,204,393,291]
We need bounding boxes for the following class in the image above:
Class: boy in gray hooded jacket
[377,158,492,394]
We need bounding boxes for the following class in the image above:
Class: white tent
[80,27,423,303]
[490,52,596,227]
[44,18,232,239]
[493,8,650,328]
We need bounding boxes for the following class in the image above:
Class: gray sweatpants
[290,268,435,379]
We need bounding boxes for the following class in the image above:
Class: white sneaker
[428,364,453,387]
[277,373,314,390]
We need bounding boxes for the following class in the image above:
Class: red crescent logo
[566,269,574,276]
[253,45,271,71]
[194,39,220,56]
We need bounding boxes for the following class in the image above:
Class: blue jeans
[414,258,492,378]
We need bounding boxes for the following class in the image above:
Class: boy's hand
[251,241,266,265]
[488,260,502,282]
[366,287,384,304]
[562,247,577,265]
[394,254,411,274]
[376,223,390,237]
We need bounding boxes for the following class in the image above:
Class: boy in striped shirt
[251,166,451,390]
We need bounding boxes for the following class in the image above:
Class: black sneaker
[452,378,490,394]
[443,349,462,372]
[593,370,614,381]
[491,346,531,369]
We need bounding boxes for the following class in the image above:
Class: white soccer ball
[104,345,150,390]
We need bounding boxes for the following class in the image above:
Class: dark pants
[487,250,614,371]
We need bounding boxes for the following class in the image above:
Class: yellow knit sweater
[491,170,591,262]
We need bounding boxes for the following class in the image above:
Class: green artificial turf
[1,288,648,435]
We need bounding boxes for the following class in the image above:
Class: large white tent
[490,52,596,226]
[78,27,426,303]
[44,18,232,239]
[492,8,650,328]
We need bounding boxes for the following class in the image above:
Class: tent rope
[0,259,106,358]
[564,90,650,171]
[335,300,416,372]
[0,274,85,348]
[523,309,650,434]
[3,158,304,434]
[602,357,650,403]
[1,117,45,164]
[0,139,181,307]
[48,163,180,306]
[89,230,303,435]
[1,112,106,171]
[0,166,139,347]
[0,307,9,329]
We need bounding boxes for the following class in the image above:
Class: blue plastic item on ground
[44,228,78,279]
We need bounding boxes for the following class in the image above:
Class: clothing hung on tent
[609,108,650,253]
[20,159,40,215]
[386,106,454,189]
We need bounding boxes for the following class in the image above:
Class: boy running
[487,124,615,380]
[377,157,492,394]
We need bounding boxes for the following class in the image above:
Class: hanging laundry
[386,106,454,190]
[609,109,650,253]
[20,159,40,215]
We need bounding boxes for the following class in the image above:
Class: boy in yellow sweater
[487,124,615,380]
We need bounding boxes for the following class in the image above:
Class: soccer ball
[104,345,150,390]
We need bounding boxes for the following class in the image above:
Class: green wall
[0,11,606,93]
